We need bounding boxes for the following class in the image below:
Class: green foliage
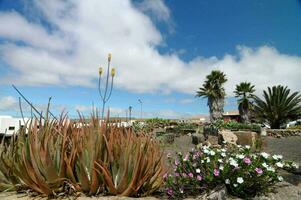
[196,70,227,122]
[234,82,255,123]
[253,85,301,129]
[145,118,171,125]
[288,125,301,130]
[221,121,261,133]
[164,145,298,199]
[196,70,227,99]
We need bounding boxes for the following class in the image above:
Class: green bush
[287,125,301,130]
[220,121,261,133]
[164,145,298,199]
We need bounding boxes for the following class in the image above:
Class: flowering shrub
[164,144,298,198]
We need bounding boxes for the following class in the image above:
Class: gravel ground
[262,136,301,187]
[262,136,301,166]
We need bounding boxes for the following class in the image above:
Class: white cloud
[0,96,17,110]
[136,0,170,22]
[0,0,300,97]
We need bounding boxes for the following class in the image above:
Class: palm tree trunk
[239,103,250,123]
[208,97,224,123]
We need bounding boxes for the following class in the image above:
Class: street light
[98,53,116,119]
[138,99,142,120]
[129,106,132,121]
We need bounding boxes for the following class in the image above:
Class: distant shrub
[221,121,261,133]
[288,125,301,130]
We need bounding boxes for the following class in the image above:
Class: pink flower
[174,159,179,166]
[214,169,220,176]
[255,167,263,174]
[183,154,189,161]
[175,173,180,177]
[182,173,187,177]
[166,188,173,196]
[188,173,194,178]
[163,173,168,180]
[197,175,203,181]
[243,157,252,164]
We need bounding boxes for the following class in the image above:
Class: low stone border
[1,182,301,200]
[267,129,301,138]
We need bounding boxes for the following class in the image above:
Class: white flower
[221,148,227,152]
[221,152,226,157]
[218,159,223,163]
[267,167,275,172]
[237,145,242,148]
[225,179,230,184]
[262,162,269,169]
[201,160,204,163]
[230,160,238,168]
[233,183,238,187]
[206,157,211,163]
[222,140,227,144]
[245,145,250,149]
[276,162,283,168]
[278,176,284,182]
[196,168,201,173]
[261,152,270,159]
[292,163,299,169]
[236,154,245,159]
[219,165,224,170]
[273,154,283,160]
[203,149,210,154]
[237,177,244,184]
[180,188,184,193]
[210,150,216,156]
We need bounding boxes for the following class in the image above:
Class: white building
[0,115,29,136]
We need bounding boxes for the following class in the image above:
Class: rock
[164,133,175,144]
[252,181,301,200]
[219,130,238,145]
[191,133,205,145]
[207,135,219,145]
[233,131,258,147]
[206,185,227,200]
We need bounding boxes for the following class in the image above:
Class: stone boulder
[233,131,258,147]
[207,135,219,145]
[191,133,205,145]
[218,130,238,145]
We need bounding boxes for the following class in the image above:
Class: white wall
[0,116,29,136]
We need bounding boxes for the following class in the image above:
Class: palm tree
[196,70,227,123]
[234,82,255,123]
[253,85,301,129]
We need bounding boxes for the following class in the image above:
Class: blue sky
[0,0,301,118]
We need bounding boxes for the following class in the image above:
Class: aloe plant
[0,111,166,197]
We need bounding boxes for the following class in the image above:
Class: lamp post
[129,106,132,121]
[138,99,142,120]
[98,53,116,119]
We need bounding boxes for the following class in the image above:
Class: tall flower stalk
[98,53,116,118]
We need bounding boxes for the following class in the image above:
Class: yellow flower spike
[99,67,103,76]
[111,68,115,77]
[108,53,112,62]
